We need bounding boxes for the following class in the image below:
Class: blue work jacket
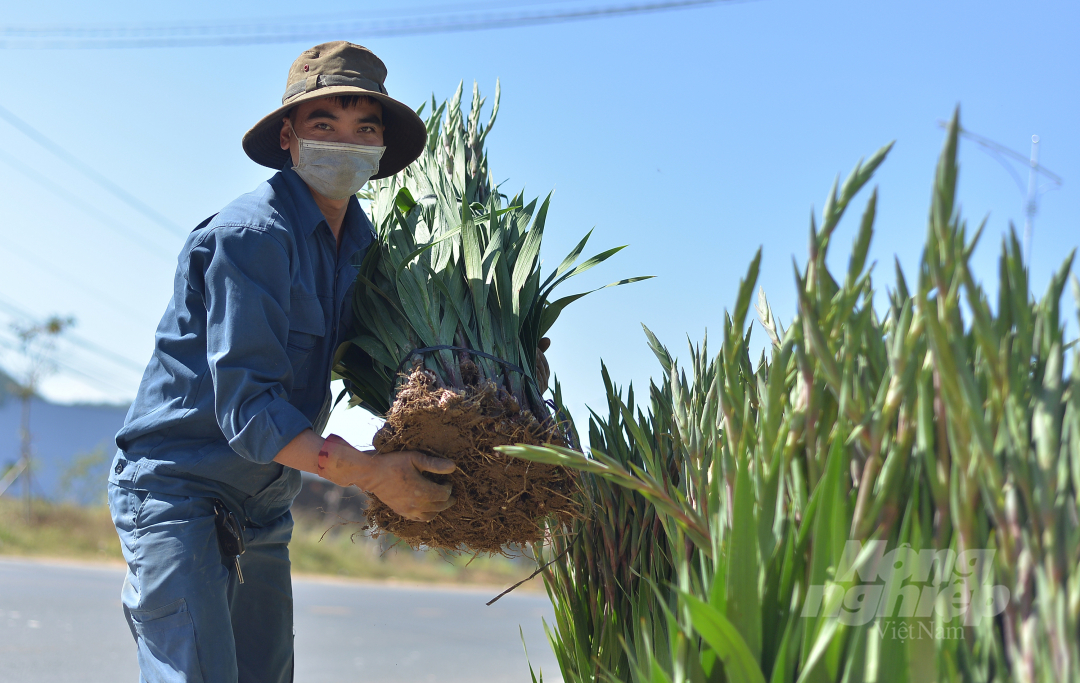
[109,165,374,524]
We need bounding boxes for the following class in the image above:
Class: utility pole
[18,380,31,524]
[938,123,1061,268]
[10,315,73,524]
[1023,135,1040,266]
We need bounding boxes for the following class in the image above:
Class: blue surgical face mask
[287,120,386,200]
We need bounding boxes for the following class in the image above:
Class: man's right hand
[275,430,457,522]
[353,450,457,522]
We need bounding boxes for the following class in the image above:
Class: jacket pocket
[286,295,325,393]
[129,598,205,683]
[286,294,325,353]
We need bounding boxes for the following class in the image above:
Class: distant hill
[0,367,129,506]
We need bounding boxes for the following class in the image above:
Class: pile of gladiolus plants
[507,111,1080,683]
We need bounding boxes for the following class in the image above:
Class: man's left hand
[536,337,551,394]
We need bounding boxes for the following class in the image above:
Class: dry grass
[0,497,123,562]
[0,497,540,591]
[291,512,542,588]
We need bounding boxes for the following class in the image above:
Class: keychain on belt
[213,499,246,584]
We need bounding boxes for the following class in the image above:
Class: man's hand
[351,450,457,522]
[275,431,457,522]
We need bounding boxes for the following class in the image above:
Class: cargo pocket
[129,597,206,683]
[286,295,325,389]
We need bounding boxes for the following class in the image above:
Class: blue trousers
[109,483,294,683]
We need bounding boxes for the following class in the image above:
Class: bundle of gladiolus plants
[334,82,649,553]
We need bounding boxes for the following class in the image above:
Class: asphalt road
[0,557,561,682]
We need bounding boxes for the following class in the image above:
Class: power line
[0,298,147,374]
[0,102,188,238]
[0,330,134,399]
[0,293,147,374]
[47,356,135,398]
[0,147,176,265]
[938,121,1063,188]
[0,0,736,49]
[0,239,157,332]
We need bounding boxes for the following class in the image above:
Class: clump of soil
[367,366,579,554]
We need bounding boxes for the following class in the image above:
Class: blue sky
[0,0,1076,447]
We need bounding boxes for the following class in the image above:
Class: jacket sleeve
[188,224,312,463]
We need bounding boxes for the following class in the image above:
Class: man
[108,42,455,682]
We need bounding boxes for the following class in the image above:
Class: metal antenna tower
[939,122,1062,267]
[1023,135,1040,265]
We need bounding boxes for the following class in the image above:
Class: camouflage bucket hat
[242,41,426,179]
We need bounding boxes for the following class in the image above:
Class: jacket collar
[338,200,374,266]
[279,165,376,271]
[279,163,374,252]
[280,163,333,237]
